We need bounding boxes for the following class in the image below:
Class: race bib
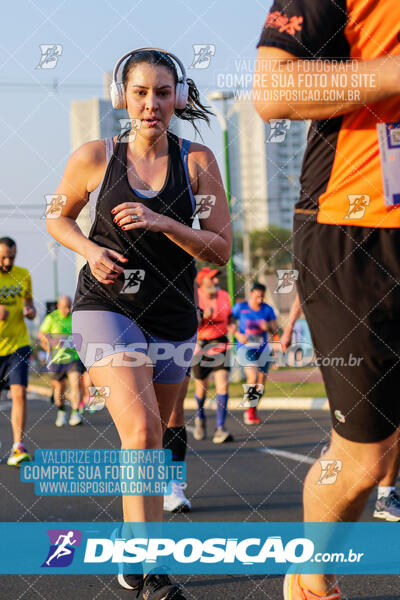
[377,122,400,206]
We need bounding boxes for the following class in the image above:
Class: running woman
[46,48,232,599]
[231,282,278,425]
[0,237,36,466]
[255,1,400,598]
[38,295,83,427]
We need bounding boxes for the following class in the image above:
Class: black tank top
[72,131,197,341]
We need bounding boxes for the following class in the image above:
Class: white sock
[13,442,22,450]
[377,486,395,499]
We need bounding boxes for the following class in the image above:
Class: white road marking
[187,423,316,465]
[258,447,315,465]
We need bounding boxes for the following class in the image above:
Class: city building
[226,99,308,233]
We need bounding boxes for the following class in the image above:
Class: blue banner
[0,522,399,574]
[20,449,186,496]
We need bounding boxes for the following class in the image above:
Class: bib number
[377,121,400,206]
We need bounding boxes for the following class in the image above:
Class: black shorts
[293,215,400,443]
[0,345,31,388]
[192,337,231,381]
[49,358,86,382]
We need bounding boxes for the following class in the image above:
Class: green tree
[250,226,292,274]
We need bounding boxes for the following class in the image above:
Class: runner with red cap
[192,266,235,443]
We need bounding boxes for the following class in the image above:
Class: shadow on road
[188,574,281,587]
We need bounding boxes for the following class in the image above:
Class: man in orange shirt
[192,267,235,444]
[254,1,400,598]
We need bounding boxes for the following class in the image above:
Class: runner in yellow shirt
[0,237,36,466]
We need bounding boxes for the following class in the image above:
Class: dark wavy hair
[121,50,213,135]
[0,237,16,248]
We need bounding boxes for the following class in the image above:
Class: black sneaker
[117,572,143,591]
[142,572,185,600]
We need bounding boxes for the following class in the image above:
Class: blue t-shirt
[232,301,277,349]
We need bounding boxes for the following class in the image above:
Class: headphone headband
[110,47,189,110]
[112,47,187,87]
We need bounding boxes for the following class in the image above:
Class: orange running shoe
[283,574,341,600]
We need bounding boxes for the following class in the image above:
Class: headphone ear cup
[175,81,189,110]
[110,81,126,109]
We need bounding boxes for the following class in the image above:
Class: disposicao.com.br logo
[42,529,82,567]
[0,522,375,575]
[84,535,314,565]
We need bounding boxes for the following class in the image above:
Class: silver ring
[131,214,139,223]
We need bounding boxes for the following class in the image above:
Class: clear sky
[0,0,271,316]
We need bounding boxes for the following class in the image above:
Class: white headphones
[110,47,189,110]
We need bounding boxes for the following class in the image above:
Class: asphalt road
[0,394,398,599]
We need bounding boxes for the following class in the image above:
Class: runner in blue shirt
[232,282,278,425]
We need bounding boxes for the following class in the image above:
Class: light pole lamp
[47,240,59,300]
[207,90,235,305]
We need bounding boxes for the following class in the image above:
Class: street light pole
[207,91,235,305]
[47,240,59,300]
[242,231,252,297]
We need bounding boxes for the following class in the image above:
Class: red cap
[196,267,220,285]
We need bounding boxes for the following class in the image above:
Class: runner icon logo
[42,529,82,567]
[240,384,264,408]
[193,195,216,219]
[189,44,216,69]
[43,194,67,219]
[317,460,343,485]
[87,386,110,411]
[274,269,299,293]
[121,270,145,294]
[268,119,291,143]
[36,45,63,69]
[344,195,370,219]
[119,118,141,143]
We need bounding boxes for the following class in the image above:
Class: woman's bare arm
[164,144,232,265]
[46,141,102,258]
[46,141,127,284]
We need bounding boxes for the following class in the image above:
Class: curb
[28,384,53,398]
[27,384,329,411]
[183,397,329,411]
